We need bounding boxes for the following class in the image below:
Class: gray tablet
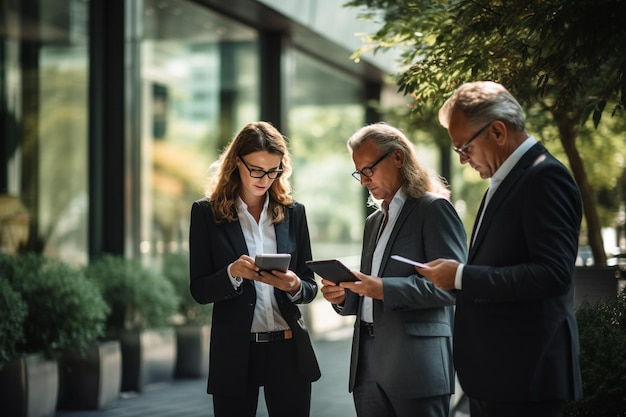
[255,253,291,272]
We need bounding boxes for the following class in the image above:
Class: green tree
[346,0,626,264]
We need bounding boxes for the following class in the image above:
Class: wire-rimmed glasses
[453,121,493,158]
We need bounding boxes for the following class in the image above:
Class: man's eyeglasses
[239,156,283,179]
[351,151,391,181]
[453,121,493,158]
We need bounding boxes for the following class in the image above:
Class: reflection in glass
[138,0,259,263]
[0,0,89,263]
[287,50,365,262]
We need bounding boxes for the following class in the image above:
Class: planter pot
[0,353,58,417]
[174,324,210,378]
[574,266,620,306]
[57,340,121,410]
[119,327,177,393]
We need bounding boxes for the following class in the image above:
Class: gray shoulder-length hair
[346,122,450,207]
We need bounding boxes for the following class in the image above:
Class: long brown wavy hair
[204,121,294,224]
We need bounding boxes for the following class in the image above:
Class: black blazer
[456,142,583,402]
[189,199,321,394]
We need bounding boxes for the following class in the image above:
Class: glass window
[287,50,365,265]
[0,0,89,264]
[136,0,259,263]
[286,50,366,334]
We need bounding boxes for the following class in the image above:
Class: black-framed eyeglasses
[238,156,283,179]
[453,121,493,158]
[351,151,391,181]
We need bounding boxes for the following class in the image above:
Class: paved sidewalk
[55,330,469,417]
[55,333,357,417]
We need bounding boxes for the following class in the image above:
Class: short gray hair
[438,81,526,132]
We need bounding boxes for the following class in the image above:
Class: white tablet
[390,254,429,269]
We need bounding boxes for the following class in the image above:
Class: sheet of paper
[390,254,429,268]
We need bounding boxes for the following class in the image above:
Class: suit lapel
[275,211,289,254]
[362,211,383,275]
[379,198,418,273]
[470,143,546,258]
[224,219,249,257]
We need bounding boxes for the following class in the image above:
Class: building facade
[0,0,399,269]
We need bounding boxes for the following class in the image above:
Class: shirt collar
[492,136,537,185]
[236,193,270,214]
[385,187,407,219]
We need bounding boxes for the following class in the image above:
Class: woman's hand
[229,255,260,280]
[256,269,301,295]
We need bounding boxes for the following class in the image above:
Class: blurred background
[1,0,625,338]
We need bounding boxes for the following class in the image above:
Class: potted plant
[565,292,626,416]
[57,260,122,411]
[86,254,179,392]
[0,275,26,368]
[0,253,109,417]
[0,274,28,417]
[162,252,212,378]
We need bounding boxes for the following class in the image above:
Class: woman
[189,121,320,417]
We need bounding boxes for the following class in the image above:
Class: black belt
[250,329,293,343]
[360,321,374,337]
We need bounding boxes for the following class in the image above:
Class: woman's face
[236,150,283,205]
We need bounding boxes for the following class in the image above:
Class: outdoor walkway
[55,330,469,417]
[55,331,356,417]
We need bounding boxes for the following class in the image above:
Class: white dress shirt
[228,194,290,332]
[361,188,407,323]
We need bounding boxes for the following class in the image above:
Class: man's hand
[340,271,384,300]
[320,278,347,305]
[417,259,459,291]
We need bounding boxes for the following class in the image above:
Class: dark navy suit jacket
[189,199,320,395]
[456,142,583,402]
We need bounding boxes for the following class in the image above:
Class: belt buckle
[255,333,270,343]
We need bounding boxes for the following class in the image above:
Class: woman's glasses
[238,156,283,179]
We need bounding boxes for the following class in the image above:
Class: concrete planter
[119,327,177,392]
[57,340,121,410]
[0,353,58,417]
[574,266,621,306]
[174,324,210,378]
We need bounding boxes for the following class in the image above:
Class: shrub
[565,292,626,416]
[162,252,212,325]
[0,253,109,360]
[85,254,179,337]
[0,276,27,369]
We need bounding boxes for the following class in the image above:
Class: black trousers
[212,338,311,417]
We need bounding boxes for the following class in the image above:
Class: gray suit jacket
[338,192,467,399]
